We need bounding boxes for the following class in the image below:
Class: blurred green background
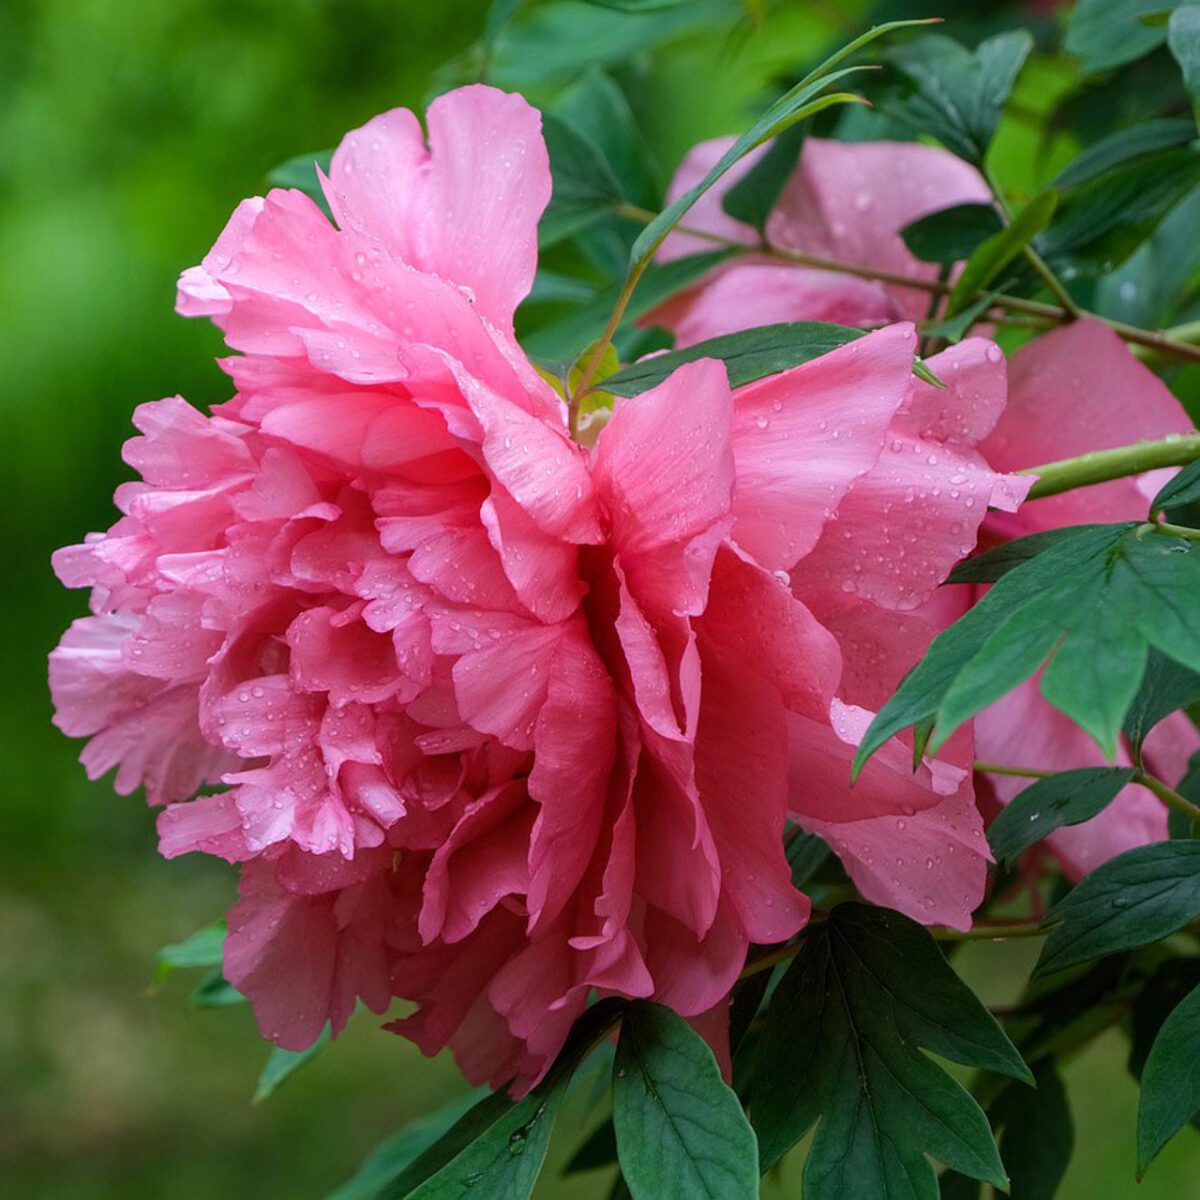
[2,1,1197,1196]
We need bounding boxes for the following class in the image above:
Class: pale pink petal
[893,338,1009,447]
[327,86,551,329]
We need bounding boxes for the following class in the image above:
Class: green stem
[984,165,1082,318]
[613,204,1200,365]
[932,920,1045,942]
[974,762,1054,780]
[570,258,649,402]
[1021,434,1200,500]
[1133,768,1200,825]
[1154,521,1200,541]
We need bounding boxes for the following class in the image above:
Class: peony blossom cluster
[53,87,1038,1090]
[654,132,1200,884]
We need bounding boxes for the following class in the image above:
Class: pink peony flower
[653,134,1199,879]
[51,87,1028,1091]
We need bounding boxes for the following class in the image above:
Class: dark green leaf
[326,1091,490,1200]
[555,70,660,212]
[946,192,1057,318]
[922,293,995,344]
[522,249,731,362]
[254,1027,331,1104]
[483,0,524,42]
[990,1060,1074,1200]
[858,524,1200,776]
[947,527,1113,584]
[720,124,805,232]
[1035,841,1200,977]
[855,524,1136,777]
[480,1,731,90]
[751,905,1028,1195]
[602,321,863,396]
[1138,981,1200,1174]
[1171,4,1200,114]
[154,921,225,983]
[786,829,831,889]
[1129,957,1200,1080]
[266,150,334,217]
[190,969,246,1008]
[901,204,1004,265]
[628,20,934,267]
[1036,148,1200,279]
[987,768,1137,867]
[938,1172,981,1199]
[541,113,626,247]
[613,1002,758,1200]
[887,31,1033,164]
[1065,0,1172,74]
[1053,118,1197,189]
[564,1119,617,1175]
[1153,459,1200,512]
[383,1000,623,1199]
[1124,650,1200,755]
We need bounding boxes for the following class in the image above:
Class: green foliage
[991,1060,1075,1200]
[946,191,1057,317]
[887,31,1033,164]
[1036,842,1200,977]
[1138,982,1200,1174]
[857,525,1200,773]
[901,204,1004,266]
[751,905,1029,1196]
[719,123,805,232]
[1064,0,1173,75]
[255,1029,332,1104]
[612,1003,758,1199]
[987,769,1138,867]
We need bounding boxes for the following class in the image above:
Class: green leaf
[1138,981,1200,1174]
[1065,0,1173,74]
[602,321,864,396]
[986,768,1137,866]
[887,31,1033,164]
[751,905,1029,1195]
[190,969,246,1008]
[1128,957,1200,1080]
[382,1000,623,1199]
[483,0,524,42]
[857,524,1200,777]
[901,203,1004,265]
[1036,148,1200,279]
[613,1002,758,1200]
[266,150,334,216]
[522,250,731,362]
[922,293,995,344]
[254,1027,331,1104]
[564,1118,617,1175]
[1053,118,1197,189]
[555,70,660,212]
[541,113,627,247]
[1124,650,1200,755]
[153,921,225,984]
[786,829,831,889]
[1171,4,1200,115]
[326,1090,490,1200]
[990,1060,1075,1200]
[946,526,1114,585]
[946,192,1058,318]
[1035,841,1200,977]
[627,19,935,268]
[720,123,805,232]
[1153,459,1200,512]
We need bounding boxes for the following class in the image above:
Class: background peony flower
[652,135,990,344]
[51,87,1028,1093]
[653,132,1200,883]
